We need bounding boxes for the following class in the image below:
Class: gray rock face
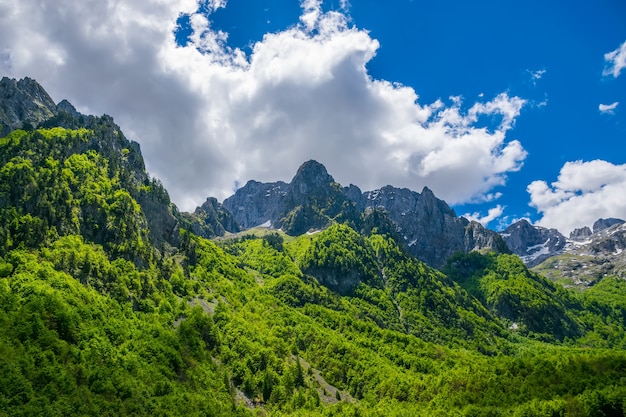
[180,197,241,239]
[223,160,358,236]
[500,218,626,288]
[223,180,288,229]
[0,76,58,135]
[56,99,81,117]
[581,221,626,256]
[222,160,507,268]
[570,226,592,240]
[500,219,568,267]
[357,185,506,268]
[592,218,625,234]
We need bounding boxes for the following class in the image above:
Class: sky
[1,0,625,235]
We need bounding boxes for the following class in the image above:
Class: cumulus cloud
[599,102,619,114]
[0,0,527,211]
[528,160,626,235]
[603,40,626,78]
[462,205,504,227]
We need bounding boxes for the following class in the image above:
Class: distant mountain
[223,160,359,236]
[222,160,507,268]
[501,218,626,288]
[534,220,626,287]
[351,184,509,268]
[499,219,568,267]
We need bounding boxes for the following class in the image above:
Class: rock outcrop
[222,180,289,229]
[592,218,625,234]
[354,185,508,268]
[0,76,59,135]
[500,217,626,288]
[179,197,241,239]
[534,221,626,287]
[570,226,592,240]
[223,160,358,236]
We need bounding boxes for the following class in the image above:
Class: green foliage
[2,113,626,416]
[0,122,166,264]
[298,224,381,294]
[445,252,582,341]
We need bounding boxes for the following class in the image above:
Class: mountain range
[1,76,626,416]
[500,217,626,287]
[3,76,622,281]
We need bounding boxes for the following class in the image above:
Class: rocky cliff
[500,219,568,267]
[0,76,58,136]
[353,184,508,268]
[179,197,241,239]
[534,221,626,287]
[222,160,507,268]
[223,160,358,236]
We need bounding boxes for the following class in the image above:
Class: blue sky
[1,0,625,233]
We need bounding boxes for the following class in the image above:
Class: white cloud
[599,102,619,114]
[603,40,626,78]
[527,69,546,85]
[528,160,626,235]
[0,0,528,211]
[462,205,504,227]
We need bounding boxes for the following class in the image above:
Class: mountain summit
[221,160,507,268]
[0,76,59,135]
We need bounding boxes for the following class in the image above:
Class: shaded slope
[444,252,583,341]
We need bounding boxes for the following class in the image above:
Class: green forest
[1,116,625,416]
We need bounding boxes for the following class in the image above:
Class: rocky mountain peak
[592,218,625,234]
[289,159,335,197]
[223,161,506,268]
[0,76,58,135]
[56,99,81,117]
[500,219,567,267]
[570,226,592,240]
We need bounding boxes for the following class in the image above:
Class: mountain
[499,219,568,267]
[2,77,626,416]
[223,160,507,268]
[0,77,180,261]
[501,218,626,288]
[0,76,58,135]
[178,197,241,239]
[534,220,626,287]
[351,184,509,268]
[223,160,359,236]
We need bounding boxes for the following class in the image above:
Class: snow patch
[257,220,271,228]
[521,240,552,263]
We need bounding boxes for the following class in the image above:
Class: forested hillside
[1,82,625,416]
